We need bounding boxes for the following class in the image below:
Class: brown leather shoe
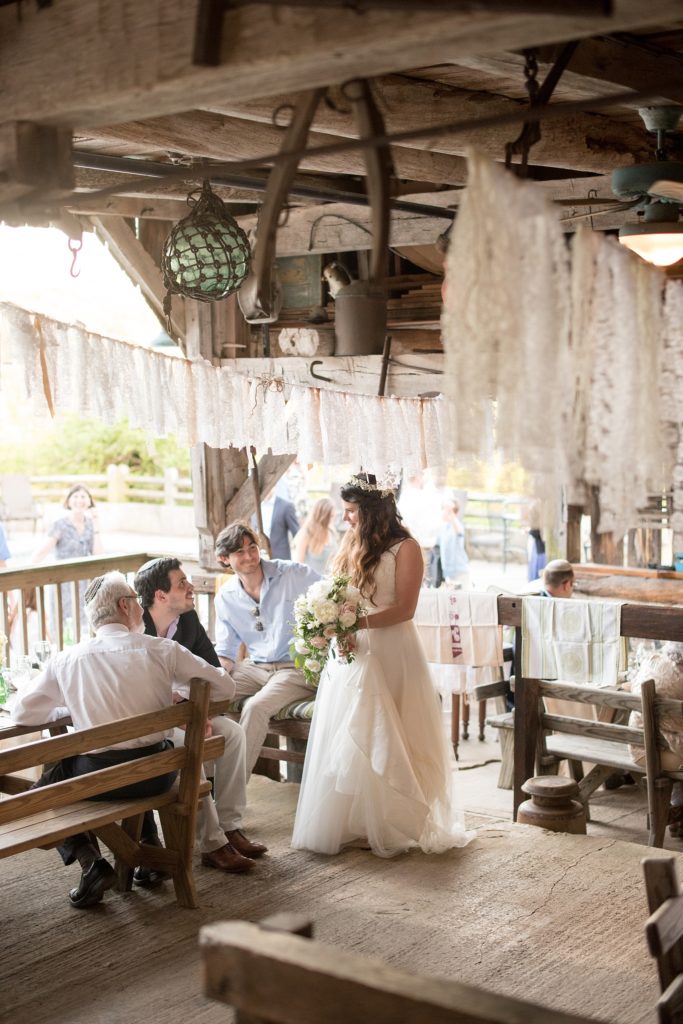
[226,829,268,859]
[201,843,253,874]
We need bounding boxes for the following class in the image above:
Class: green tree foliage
[0,413,190,476]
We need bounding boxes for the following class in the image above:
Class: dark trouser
[32,740,176,865]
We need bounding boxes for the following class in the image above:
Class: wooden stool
[451,694,486,759]
[516,776,587,835]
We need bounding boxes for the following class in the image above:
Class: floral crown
[347,473,398,499]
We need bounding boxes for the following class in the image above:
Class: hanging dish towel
[521,596,625,685]
[415,589,503,693]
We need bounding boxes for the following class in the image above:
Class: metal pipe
[72,151,455,220]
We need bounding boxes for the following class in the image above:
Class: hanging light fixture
[162,180,251,316]
[618,202,683,268]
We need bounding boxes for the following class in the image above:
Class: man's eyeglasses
[252,605,264,632]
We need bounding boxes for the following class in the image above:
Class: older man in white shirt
[12,570,236,909]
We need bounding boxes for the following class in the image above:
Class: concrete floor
[1,737,678,1024]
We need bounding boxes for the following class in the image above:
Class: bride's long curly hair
[331,474,411,603]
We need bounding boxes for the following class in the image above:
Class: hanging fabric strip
[0,301,449,471]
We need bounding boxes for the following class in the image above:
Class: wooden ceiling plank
[206,74,667,174]
[237,202,456,256]
[450,34,683,108]
[84,111,469,187]
[89,215,185,342]
[2,0,683,127]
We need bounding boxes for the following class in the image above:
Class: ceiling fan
[611,106,683,267]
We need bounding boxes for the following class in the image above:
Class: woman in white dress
[292,473,472,858]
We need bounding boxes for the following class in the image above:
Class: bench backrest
[200,918,604,1024]
[643,857,683,1024]
[0,677,212,827]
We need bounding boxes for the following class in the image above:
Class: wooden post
[566,504,583,563]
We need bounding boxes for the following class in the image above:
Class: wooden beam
[68,194,188,220]
[90,215,186,342]
[224,454,297,526]
[238,203,451,255]
[2,1,683,127]
[219,354,444,398]
[0,122,73,204]
[209,73,662,174]
[451,35,683,108]
[88,111,469,186]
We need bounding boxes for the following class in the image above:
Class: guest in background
[526,499,547,582]
[437,496,469,588]
[293,498,338,574]
[252,481,299,560]
[31,484,103,637]
[0,520,10,568]
[540,559,575,598]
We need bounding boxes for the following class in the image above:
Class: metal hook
[309,360,332,383]
[68,237,82,279]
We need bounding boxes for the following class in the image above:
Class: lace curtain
[0,301,448,473]
[442,151,676,539]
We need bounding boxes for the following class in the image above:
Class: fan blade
[649,180,683,203]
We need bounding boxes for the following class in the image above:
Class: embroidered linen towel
[415,589,503,693]
[521,596,624,686]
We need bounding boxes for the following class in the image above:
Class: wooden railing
[30,467,193,507]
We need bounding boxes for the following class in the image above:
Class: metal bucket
[333,284,387,356]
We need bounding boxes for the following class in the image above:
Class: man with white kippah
[11,570,235,909]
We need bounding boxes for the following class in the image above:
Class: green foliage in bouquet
[289,574,366,689]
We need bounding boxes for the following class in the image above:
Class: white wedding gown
[291,542,473,857]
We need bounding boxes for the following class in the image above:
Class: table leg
[451,694,460,761]
[462,695,470,741]
[478,699,487,742]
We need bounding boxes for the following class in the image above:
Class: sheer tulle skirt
[291,621,473,858]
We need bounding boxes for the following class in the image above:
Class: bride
[291,473,472,858]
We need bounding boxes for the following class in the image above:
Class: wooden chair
[0,473,40,532]
[643,856,683,1024]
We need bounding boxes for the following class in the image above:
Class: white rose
[294,639,309,654]
[314,599,338,624]
[339,610,356,628]
[308,580,332,602]
[304,657,322,673]
[343,585,362,605]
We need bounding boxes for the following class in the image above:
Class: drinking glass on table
[33,640,52,668]
[11,655,33,690]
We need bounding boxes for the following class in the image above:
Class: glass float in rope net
[162,180,251,317]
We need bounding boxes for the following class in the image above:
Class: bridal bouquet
[290,575,366,688]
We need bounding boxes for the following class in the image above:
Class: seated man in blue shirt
[134,557,267,874]
[214,523,320,774]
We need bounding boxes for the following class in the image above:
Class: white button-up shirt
[11,623,235,750]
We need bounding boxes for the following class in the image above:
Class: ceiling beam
[237,202,454,255]
[90,215,185,342]
[86,110,469,186]
[208,74,663,174]
[450,34,683,108]
[2,1,683,127]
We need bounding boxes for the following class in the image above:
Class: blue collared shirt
[214,558,320,663]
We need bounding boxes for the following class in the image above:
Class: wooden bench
[200,915,600,1024]
[0,678,225,908]
[221,696,314,782]
[514,676,683,847]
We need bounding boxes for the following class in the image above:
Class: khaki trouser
[232,660,312,774]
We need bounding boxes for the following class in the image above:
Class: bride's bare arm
[359,538,424,630]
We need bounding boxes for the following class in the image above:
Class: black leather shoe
[68,858,117,909]
[133,865,171,888]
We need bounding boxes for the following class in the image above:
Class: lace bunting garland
[0,301,448,474]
